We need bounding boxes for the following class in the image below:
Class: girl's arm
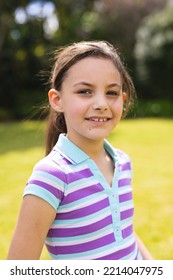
[7,195,56,260]
[136,234,153,260]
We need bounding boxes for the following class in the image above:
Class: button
[114,209,118,214]
[115,226,121,234]
[113,194,119,199]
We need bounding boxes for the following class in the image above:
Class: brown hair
[45,40,136,155]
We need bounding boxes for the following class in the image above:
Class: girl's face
[50,57,124,147]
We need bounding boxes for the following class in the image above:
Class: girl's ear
[122,92,127,102]
[48,89,64,112]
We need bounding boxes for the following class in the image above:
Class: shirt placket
[108,161,123,242]
[88,158,123,243]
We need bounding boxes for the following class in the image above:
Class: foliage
[0,0,170,120]
[131,99,173,118]
[0,1,54,119]
[0,120,173,259]
[134,6,173,100]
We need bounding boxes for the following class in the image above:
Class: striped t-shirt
[24,134,142,260]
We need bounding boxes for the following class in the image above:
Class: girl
[7,41,152,260]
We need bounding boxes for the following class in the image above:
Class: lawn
[0,119,172,260]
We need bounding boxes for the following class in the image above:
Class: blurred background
[0,0,173,260]
[0,0,173,120]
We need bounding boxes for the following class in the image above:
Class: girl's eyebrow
[107,83,121,89]
[73,82,93,87]
[73,81,121,88]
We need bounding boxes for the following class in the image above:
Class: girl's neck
[66,134,114,187]
[66,134,105,160]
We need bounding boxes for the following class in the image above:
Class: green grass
[0,119,173,260]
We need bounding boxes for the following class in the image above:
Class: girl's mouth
[85,117,111,123]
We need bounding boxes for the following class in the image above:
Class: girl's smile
[85,116,112,126]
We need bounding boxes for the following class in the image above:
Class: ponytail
[45,109,67,155]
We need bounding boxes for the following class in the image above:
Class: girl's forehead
[66,56,120,76]
[62,57,122,86]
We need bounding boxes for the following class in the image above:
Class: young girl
[7,41,152,260]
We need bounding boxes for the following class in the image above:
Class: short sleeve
[23,159,65,211]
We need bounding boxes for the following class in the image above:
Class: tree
[0,0,168,119]
[0,1,54,119]
[53,0,168,65]
[134,5,173,100]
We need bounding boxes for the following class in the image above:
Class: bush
[134,6,173,100]
[134,99,173,118]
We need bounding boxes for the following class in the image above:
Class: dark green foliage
[135,7,173,101]
[0,0,171,120]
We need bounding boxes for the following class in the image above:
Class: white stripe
[120,202,134,211]
[58,234,136,260]
[46,227,113,246]
[118,187,132,195]
[64,164,90,174]
[122,245,138,260]
[32,174,64,192]
[119,170,132,178]
[52,209,111,229]
[121,219,132,230]
[66,179,99,194]
[58,193,107,213]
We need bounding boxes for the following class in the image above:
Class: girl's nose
[92,95,108,111]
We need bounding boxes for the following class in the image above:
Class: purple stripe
[116,150,124,156]
[61,183,104,205]
[135,249,142,260]
[118,178,131,187]
[119,162,131,171]
[66,168,93,184]
[56,198,110,220]
[46,233,115,255]
[121,208,134,220]
[57,157,72,165]
[119,192,132,203]
[47,215,112,237]
[34,165,66,183]
[96,241,136,260]
[122,225,133,238]
[28,179,63,200]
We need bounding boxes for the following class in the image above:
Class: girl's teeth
[91,118,107,122]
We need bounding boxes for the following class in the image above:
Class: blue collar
[54,134,118,164]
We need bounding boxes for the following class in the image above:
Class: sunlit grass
[0,121,48,260]
[108,119,173,260]
[0,119,172,259]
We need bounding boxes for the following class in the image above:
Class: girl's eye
[77,89,91,95]
[107,91,120,96]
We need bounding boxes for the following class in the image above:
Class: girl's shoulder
[105,140,131,164]
[113,148,132,172]
[24,152,66,210]
[114,148,131,161]
[32,150,67,181]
